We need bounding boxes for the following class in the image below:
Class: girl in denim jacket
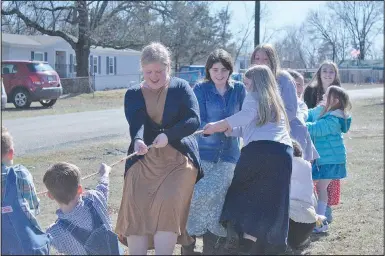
[306,86,352,232]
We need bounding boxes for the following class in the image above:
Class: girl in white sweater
[288,140,317,249]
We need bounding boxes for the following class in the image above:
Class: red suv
[1,60,63,108]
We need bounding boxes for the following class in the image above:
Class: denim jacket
[193,80,246,163]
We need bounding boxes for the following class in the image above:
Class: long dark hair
[204,49,234,83]
[308,61,341,104]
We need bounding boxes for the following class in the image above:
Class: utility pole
[254,1,260,47]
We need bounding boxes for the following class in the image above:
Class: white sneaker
[313,215,329,233]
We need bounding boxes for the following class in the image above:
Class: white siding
[2,35,142,91]
[91,51,141,91]
[2,45,10,59]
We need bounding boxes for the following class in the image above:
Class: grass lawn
[12,96,383,255]
[2,82,383,120]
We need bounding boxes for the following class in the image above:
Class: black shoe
[224,223,239,250]
[182,236,200,255]
[239,238,255,255]
[182,243,200,255]
[203,231,222,255]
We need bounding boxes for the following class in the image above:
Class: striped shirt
[47,175,111,255]
[1,163,41,228]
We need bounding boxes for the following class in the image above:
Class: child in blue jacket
[306,85,352,232]
[1,126,51,255]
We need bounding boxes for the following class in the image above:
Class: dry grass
[2,83,383,120]
[13,97,384,255]
[1,89,126,120]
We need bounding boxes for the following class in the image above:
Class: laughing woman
[182,49,246,255]
[115,42,203,255]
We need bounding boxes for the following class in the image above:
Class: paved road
[347,87,383,99]
[3,108,129,156]
[3,87,383,157]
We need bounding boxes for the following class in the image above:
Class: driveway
[3,87,383,157]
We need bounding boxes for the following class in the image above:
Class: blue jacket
[306,106,352,165]
[193,80,246,163]
[124,77,203,182]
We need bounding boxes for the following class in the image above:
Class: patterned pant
[327,180,340,206]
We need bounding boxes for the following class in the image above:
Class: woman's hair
[204,49,234,83]
[287,69,303,80]
[320,85,352,117]
[292,139,303,157]
[140,42,172,74]
[250,43,280,78]
[308,61,341,104]
[244,65,289,131]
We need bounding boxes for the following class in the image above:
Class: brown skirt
[115,145,197,248]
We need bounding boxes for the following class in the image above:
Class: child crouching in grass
[44,162,122,255]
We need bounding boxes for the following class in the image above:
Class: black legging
[288,219,316,249]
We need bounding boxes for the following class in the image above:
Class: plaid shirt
[47,175,111,255]
[1,163,41,228]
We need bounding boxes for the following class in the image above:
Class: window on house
[34,52,44,61]
[109,57,114,74]
[240,60,245,70]
[2,64,17,74]
[93,56,98,74]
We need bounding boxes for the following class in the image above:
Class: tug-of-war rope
[36,130,204,195]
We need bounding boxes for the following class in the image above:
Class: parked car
[231,72,243,82]
[1,79,7,109]
[175,65,206,87]
[1,60,63,108]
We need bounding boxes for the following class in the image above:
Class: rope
[36,130,204,196]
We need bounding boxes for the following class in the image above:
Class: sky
[211,1,383,55]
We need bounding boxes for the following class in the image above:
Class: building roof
[2,33,42,46]
[2,33,141,55]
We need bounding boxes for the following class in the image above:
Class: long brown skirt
[115,145,197,249]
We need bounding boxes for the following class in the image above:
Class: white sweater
[290,157,317,223]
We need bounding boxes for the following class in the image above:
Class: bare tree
[327,1,384,60]
[156,1,234,71]
[1,1,171,77]
[306,9,341,62]
[233,3,254,64]
[275,25,309,69]
[233,2,272,65]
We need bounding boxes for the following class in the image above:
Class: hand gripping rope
[36,130,204,195]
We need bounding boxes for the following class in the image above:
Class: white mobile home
[1,33,141,90]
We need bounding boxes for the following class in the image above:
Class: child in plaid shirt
[44,162,122,255]
[1,126,51,254]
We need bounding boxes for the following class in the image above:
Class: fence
[55,64,76,79]
[60,73,142,94]
[294,68,384,84]
[60,76,93,94]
